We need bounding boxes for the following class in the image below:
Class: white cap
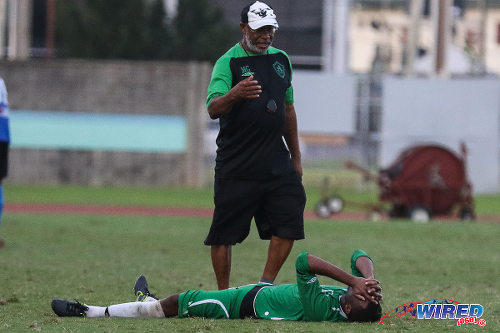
[243,1,279,30]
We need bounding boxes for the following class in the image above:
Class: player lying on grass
[52,250,382,323]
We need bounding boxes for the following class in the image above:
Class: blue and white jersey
[0,78,10,142]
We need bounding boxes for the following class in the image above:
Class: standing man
[0,77,10,248]
[205,1,306,289]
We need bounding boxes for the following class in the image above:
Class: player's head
[341,290,382,323]
[240,1,278,53]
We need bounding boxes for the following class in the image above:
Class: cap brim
[248,19,279,30]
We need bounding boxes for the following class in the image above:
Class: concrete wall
[0,59,212,186]
[293,71,356,134]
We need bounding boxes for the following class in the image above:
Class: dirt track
[5,203,500,223]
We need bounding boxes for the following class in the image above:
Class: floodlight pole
[404,0,424,76]
[434,0,452,78]
[322,0,349,74]
[7,0,31,60]
[0,0,6,58]
[478,0,487,74]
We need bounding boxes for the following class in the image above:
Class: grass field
[5,184,500,215]
[1,185,499,332]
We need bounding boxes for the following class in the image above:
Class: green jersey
[254,252,346,322]
[206,43,296,179]
[255,250,370,322]
[206,43,294,107]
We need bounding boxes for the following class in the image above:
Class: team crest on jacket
[272,61,285,78]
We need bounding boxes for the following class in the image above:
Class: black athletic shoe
[134,275,156,302]
[51,299,88,317]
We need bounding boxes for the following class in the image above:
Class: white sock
[143,295,158,302]
[86,306,107,318]
[100,301,164,318]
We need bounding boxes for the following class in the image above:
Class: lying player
[52,250,382,323]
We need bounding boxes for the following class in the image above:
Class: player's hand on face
[233,75,262,99]
[352,277,382,304]
[368,283,383,302]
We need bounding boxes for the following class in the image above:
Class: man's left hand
[352,277,382,304]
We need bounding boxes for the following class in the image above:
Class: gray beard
[242,33,269,54]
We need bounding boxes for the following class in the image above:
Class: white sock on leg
[104,301,164,318]
[144,295,158,302]
[85,306,107,318]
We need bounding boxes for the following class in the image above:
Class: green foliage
[169,0,236,62]
[55,0,233,61]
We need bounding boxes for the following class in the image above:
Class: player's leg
[0,142,8,224]
[211,244,232,290]
[52,275,178,318]
[51,297,174,318]
[256,172,306,284]
[205,178,259,289]
[260,236,294,283]
[0,179,4,224]
[0,142,8,248]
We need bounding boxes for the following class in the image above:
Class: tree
[169,0,234,62]
[56,0,169,59]
[55,0,232,61]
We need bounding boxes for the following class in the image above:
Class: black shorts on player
[204,171,306,245]
[0,142,8,180]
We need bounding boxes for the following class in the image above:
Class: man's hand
[230,75,262,99]
[351,277,382,304]
[207,75,262,119]
[292,157,303,178]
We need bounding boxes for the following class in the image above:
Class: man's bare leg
[160,294,179,317]
[211,244,232,290]
[260,236,294,283]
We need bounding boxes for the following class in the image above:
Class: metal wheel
[459,207,475,222]
[327,196,344,214]
[314,202,331,218]
[409,205,430,223]
[368,210,383,222]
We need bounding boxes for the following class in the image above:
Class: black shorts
[0,142,8,180]
[204,172,306,245]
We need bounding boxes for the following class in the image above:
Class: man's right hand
[207,75,262,119]
[230,75,262,100]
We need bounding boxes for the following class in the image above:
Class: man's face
[241,24,276,53]
[342,288,370,319]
